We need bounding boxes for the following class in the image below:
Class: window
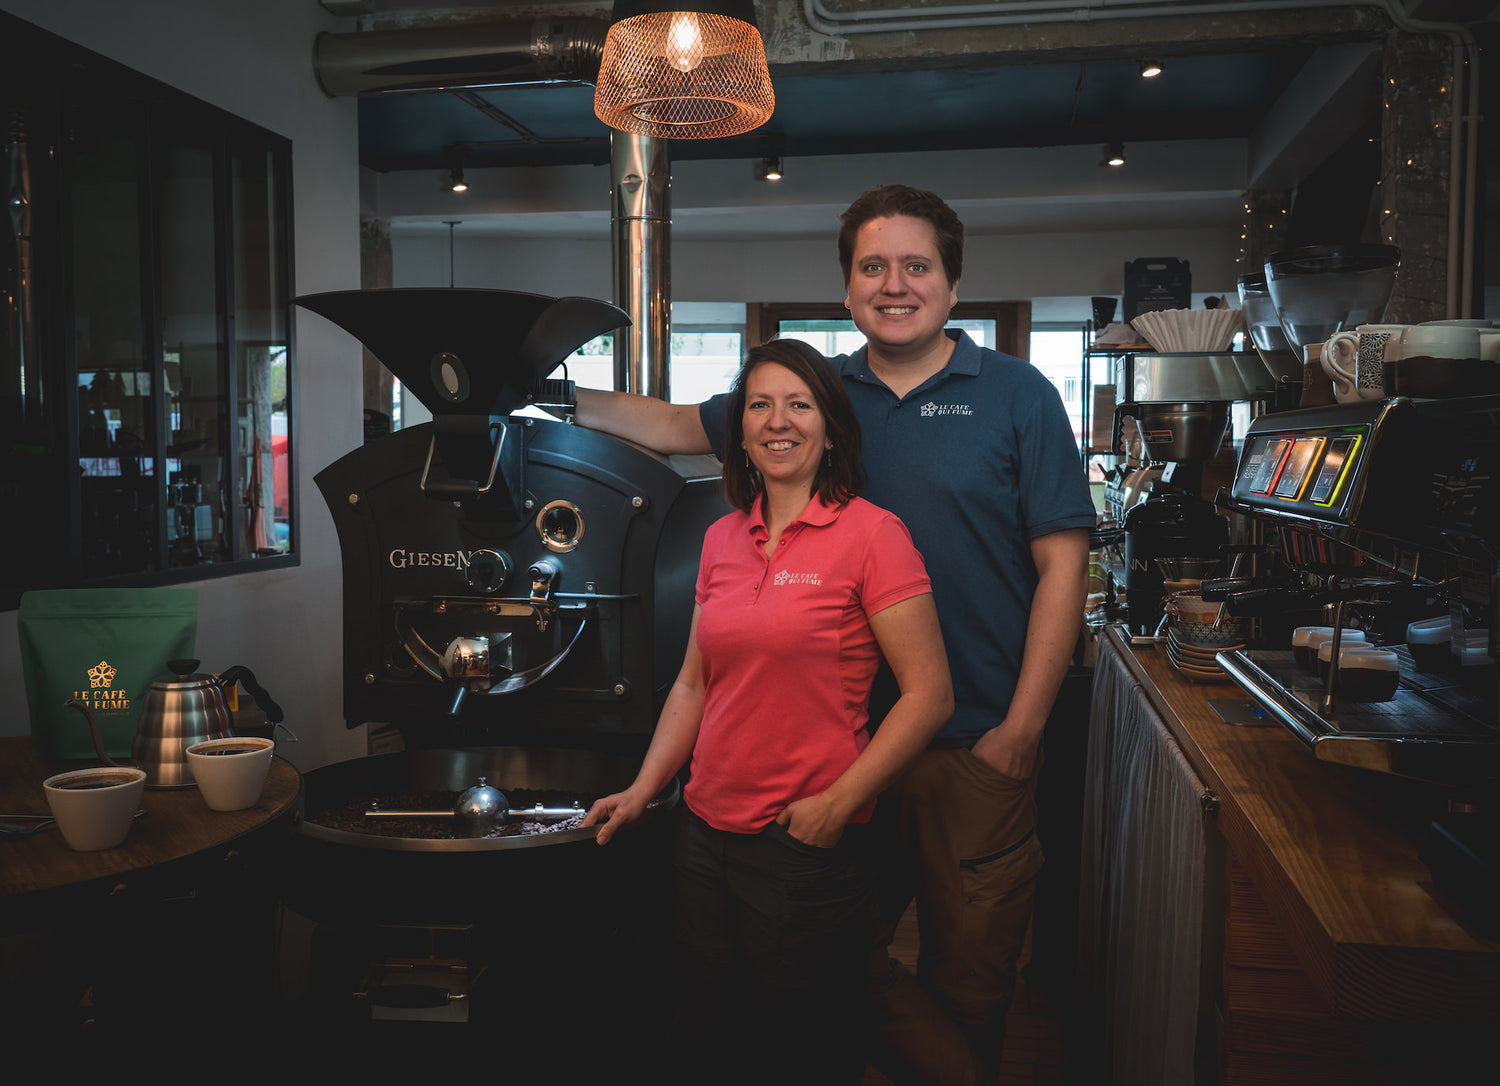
[559,328,745,403]
[1029,327,1089,451]
[1,12,296,608]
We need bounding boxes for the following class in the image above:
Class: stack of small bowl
[1165,591,1248,682]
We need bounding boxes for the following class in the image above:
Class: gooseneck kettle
[133,659,284,788]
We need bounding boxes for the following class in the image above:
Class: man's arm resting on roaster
[573,388,714,455]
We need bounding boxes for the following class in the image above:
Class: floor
[861,905,1071,1086]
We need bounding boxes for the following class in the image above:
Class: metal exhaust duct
[610,133,670,399]
[313,19,609,96]
[313,21,671,400]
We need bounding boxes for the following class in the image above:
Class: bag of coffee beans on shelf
[18,588,198,760]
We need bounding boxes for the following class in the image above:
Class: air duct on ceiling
[313,19,609,96]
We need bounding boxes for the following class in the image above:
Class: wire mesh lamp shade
[594,0,774,139]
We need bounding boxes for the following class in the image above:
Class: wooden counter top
[1101,626,1499,1024]
[0,736,301,926]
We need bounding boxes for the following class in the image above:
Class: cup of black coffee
[185,737,274,811]
[42,766,147,850]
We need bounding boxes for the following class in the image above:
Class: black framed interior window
[1,11,296,609]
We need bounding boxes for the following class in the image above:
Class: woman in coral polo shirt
[583,338,953,1085]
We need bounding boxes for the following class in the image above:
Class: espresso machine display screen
[1234,421,1370,519]
[1246,437,1292,495]
[1306,434,1360,504]
[1272,436,1326,500]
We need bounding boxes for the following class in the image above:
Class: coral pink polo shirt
[685,494,932,834]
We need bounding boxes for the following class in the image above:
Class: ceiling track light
[594,0,776,140]
[1102,142,1126,168]
[449,165,468,193]
[1139,59,1163,79]
[755,135,785,181]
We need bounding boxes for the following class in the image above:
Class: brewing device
[1104,352,1275,636]
[285,288,728,1061]
[1214,395,1499,906]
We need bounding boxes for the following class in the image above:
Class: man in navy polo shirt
[575,184,1093,1084]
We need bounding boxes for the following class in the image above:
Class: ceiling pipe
[802,0,1477,318]
[313,18,608,96]
[314,17,672,395]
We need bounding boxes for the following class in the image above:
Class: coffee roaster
[282,289,728,1067]
[306,288,725,751]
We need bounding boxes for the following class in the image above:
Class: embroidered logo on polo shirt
[773,569,823,587]
[920,401,974,417]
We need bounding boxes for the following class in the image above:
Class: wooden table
[0,736,301,925]
[0,735,302,1045]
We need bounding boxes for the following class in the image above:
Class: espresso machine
[1209,241,1495,908]
[1213,396,1499,907]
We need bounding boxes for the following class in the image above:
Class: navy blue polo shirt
[701,330,1095,746]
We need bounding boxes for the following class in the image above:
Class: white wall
[0,0,368,772]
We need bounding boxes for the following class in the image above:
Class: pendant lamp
[594,0,775,139]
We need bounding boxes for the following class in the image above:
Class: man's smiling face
[844,214,958,361]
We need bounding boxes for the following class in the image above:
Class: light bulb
[665,12,705,73]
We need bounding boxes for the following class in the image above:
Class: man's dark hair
[721,338,864,513]
[837,184,964,287]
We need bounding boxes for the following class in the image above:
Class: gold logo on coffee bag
[77,660,130,711]
[88,660,118,688]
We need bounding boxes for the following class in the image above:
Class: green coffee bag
[18,588,198,761]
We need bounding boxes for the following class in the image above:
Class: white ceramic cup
[1399,323,1482,360]
[1419,319,1493,328]
[1323,324,1406,402]
[185,737,275,812]
[43,766,147,851]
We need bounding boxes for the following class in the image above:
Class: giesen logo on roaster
[388,548,481,570]
[75,659,131,712]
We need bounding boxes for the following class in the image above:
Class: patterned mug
[1323,324,1406,403]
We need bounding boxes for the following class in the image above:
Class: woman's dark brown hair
[721,339,864,513]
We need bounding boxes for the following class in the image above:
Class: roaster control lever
[528,560,559,631]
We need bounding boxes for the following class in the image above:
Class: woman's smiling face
[741,361,830,495]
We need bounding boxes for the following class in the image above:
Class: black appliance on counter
[1215,395,1500,911]
[1101,352,1268,636]
[283,289,729,1071]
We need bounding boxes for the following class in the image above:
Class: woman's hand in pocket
[775,793,846,849]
